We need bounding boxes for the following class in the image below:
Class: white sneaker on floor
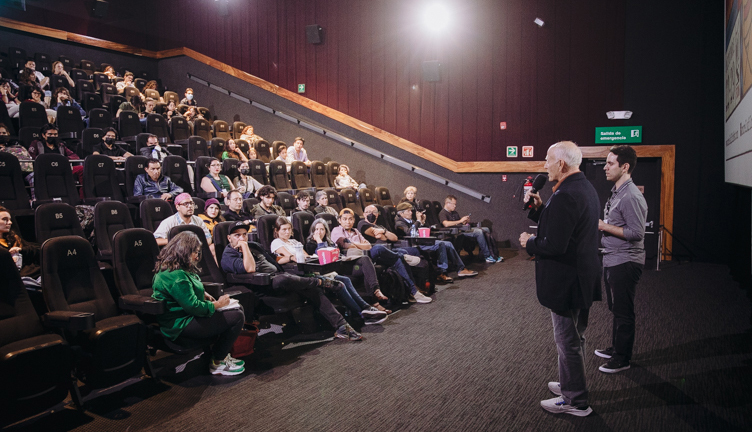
[413,292,432,303]
[548,381,562,396]
[540,396,592,417]
[210,354,245,376]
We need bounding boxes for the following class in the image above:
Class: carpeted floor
[9,253,752,431]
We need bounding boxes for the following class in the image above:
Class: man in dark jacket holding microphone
[519,141,601,417]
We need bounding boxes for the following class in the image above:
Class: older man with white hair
[519,141,601,417]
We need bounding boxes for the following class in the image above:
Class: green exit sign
[297,84,305,93]
[595,126,642,144]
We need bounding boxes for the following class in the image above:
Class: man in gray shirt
[596,145,648,374]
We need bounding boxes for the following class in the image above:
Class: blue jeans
[369,245,417,294]
[462,227,492,258]
[418,240,465,273]
[551,308,589,407]
[332,275,369,315]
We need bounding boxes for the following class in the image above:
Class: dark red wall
[153,0,626,162]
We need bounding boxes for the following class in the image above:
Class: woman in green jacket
[152,231,246,376]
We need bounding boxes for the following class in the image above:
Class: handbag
[230,323,259,358]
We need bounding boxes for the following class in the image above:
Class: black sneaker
[594,347,615,359]
[599,358,630,373]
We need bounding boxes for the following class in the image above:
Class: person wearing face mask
[139,134,172,161]
[92,127,133,160]
[0,124,33,173]
[180,88,197,106]
[233,162,263,199]
[28,124,85,199]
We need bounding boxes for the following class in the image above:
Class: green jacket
[152,269,215,340]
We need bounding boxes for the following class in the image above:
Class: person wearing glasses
[200,158,233,199]
[153,193,215,260]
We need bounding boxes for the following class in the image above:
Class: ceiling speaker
[306,25,323,44]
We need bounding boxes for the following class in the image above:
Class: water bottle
[410,223,418,237]
[11,251,22,270]
[294,243,305,263]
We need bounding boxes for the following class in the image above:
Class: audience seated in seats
[223,190,255,227]
[50,87,85,118]
[133,158,183,200]
[151,231,246,376]
[116,72,136,94]
[142,80,163,102]
[251,185,285,218]
[198,198,225,235]
[24,87,56,122]
[439,195,502,264]
[332,208,430,304]
[116,101,137,118]
[275,144,288,162]
[20,60,49,90]
[359,205,400,244]
[0,206,40,278]
[246,147,258,160]
[0,124,33,173]
[139,98,156,127]
[153,193,215,253]
[221,221,363,341]
[92,127,133,160]
[51,61,75,88]
[222,139,248,162]
[180,87,197,106]
[313,190,338,216]
[238,125,263,147]
[103,65,117,81]
[139,134,171,161]
[394,202,478,281]
[305,218,392,313]
[1,79,21,118]
[233,161,263,198]
[201,157,233,199]
[294,191,316,216]
[399,185,421,219]
[285,136,311,167]
[27,124,84,193]
[164,101,180,122]
[272,216,387,325]
[334,164,359,190]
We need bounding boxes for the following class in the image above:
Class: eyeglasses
[210,164,221,167]
[179,201,195,207]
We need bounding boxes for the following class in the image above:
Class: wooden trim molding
[1,18,675,258]
[581,145,675,261]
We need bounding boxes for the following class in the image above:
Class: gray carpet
[12,254,752,431]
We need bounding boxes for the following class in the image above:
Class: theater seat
[310,161,330,189]
[291,211,315,243]
[41,236,152,391]
[139,199,174,233]
[83,155,124,204]
[94,200,134,260]
[375,186,394,206]
[0,248,79,423]
[35,202,84,243]
[0,152,33,216]
[162,155,194,195]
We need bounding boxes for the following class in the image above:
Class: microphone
[523,174,547,210]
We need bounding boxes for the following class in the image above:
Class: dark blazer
[525,172,601,311]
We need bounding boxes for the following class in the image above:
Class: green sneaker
[210,354,245,376]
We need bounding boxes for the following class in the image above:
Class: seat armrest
[118,295,166,315]
[203,282,225,299]
[43,311,96,331]
[226,272,272,286]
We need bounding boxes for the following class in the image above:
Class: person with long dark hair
[0,206,40,278]
[152,231,246,375]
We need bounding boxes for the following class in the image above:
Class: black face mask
[240,168,250,175]
[104,137,115,145]
[366,213,376,223]
[0,135,9,144]
[46,137,58,146]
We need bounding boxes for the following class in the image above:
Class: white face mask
[186,94,193,100]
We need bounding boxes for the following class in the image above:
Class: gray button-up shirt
[601,178,648,267]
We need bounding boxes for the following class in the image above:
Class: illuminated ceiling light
[422,4,451,34]
[534,18,545,27]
